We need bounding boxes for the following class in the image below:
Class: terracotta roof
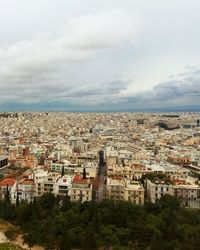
[73,174,89,184]
[0,178,16,186]
[18,179,34,185]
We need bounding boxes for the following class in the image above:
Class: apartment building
[124,180,145,204]
[147,178,200,208]
[34,171,59,197]
[105,178,125,201]
[56,175,72,199]
[11,179,35,203]
[146,179,173,203]
[70,174,93,202]
[0,178,16,199]
[105,177,145,204]
[51,160,77,175]
[0,156,8,170]
[173,179,200,208]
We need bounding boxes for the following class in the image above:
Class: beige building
[124,181,145,205]
[173,179,200,208]
[70,174,93,202]
[105,177,145,204]
[105,178,125,201]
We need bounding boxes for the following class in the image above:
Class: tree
[16,191,20,207]
[39,192,56,211]
[61,165,65,177]
[5,184,10,203]
[61,191,70,211]
[83,167,86,179]
[159,194,181,210]
[82,226,97,250]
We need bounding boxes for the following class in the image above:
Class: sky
[0,0,200,111]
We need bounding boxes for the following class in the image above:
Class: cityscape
[1,0,200,249]
[0,112,199,249]
[0,112,200,207]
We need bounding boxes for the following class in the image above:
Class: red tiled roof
[73,174,89,184]
[73,174,81,181]
[172,179,187,185]
[0,178,16,186]
[18,179,34,185]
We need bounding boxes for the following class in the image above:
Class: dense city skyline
[0,112,200,249]
[0,0,200,111]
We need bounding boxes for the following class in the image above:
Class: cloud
[121,68,200,109]
[0,2,199,111]
[63,9,138,49]
[152,69,200,101]
[0,9,138,107]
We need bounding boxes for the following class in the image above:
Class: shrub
[4,227,19,241]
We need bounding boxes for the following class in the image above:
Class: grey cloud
[0,9,138,106]
[153,73,200,100]
[0,0,200,111]
[118,69,200,110]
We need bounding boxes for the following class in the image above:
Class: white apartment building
[147,178,200,208]
[0,178,16,200]
[146,179,173,203]
[51,160,77,175]
[55,175,72,199]
[11,179,35,203]
[34,170,59,197]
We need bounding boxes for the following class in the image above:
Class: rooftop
[0,178,16,186]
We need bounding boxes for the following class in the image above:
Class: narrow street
[97,162,106,202]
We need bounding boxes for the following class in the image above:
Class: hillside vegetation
[1,193,200,250]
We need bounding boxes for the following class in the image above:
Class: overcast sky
[0,0,199,111]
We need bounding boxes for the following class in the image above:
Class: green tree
[16,191,20,207]
[5,184,10,203]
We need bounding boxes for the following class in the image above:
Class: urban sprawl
[0,112,200,208]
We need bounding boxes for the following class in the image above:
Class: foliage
[4,226,19,241]
[0,243,21,250]
[0,194,200,249]
[140,172,171,185]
